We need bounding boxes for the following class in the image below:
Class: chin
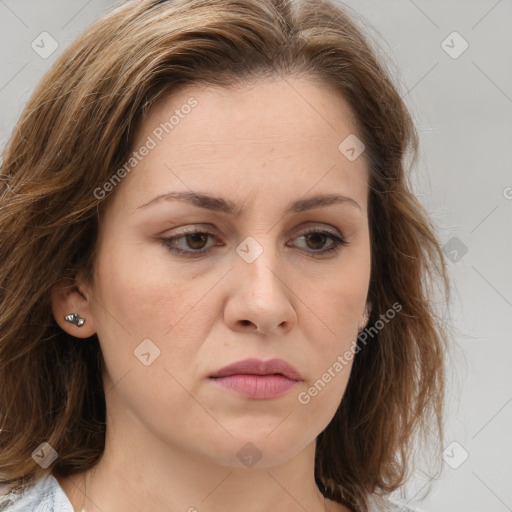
[197,430,314,470]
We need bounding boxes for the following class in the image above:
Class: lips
[209,357,303,381]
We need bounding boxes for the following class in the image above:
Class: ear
[50,277,97,339]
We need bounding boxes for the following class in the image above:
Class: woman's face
[64,77,371,468]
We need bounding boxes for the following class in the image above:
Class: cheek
[299,357,354,422]
[302,258,370,344]
[90,239,215,376]
[91,239,185,335]
[295,283,361,428]
[295,246,370,408]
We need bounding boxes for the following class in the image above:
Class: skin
[51,76,371,512]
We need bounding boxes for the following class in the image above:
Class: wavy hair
[0,0,451,510]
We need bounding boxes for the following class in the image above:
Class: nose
[223,240,297,336]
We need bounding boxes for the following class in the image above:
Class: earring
[64,313,86,327]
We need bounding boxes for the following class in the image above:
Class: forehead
[143,77,361,145]
[111,77,368,215]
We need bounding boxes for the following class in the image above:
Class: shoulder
[0,473,73,512]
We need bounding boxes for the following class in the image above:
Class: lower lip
[210,374,299,399]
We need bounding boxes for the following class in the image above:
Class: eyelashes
[160,226,348,259]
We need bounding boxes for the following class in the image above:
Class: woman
[0,0,451,511]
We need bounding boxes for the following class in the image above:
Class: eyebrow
[136,191,362,216]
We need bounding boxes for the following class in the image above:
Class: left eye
[161,227,347,258]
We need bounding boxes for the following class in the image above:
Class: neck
[57,414,347,512]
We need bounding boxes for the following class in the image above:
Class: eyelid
[160,222,345,242]
[159,223,348,258]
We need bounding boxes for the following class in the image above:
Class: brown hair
[0,0,451,510]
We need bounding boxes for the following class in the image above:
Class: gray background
[1,1,511,511]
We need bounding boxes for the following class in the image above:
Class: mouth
[209,374,300,399]
[209,358,303,399]
[209,357,303,381]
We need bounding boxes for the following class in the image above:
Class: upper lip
[210,358,303,381]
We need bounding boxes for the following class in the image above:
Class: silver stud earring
[64,313,86,327]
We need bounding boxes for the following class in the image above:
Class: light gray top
[0,473,416,511]
[0,474,73,512]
